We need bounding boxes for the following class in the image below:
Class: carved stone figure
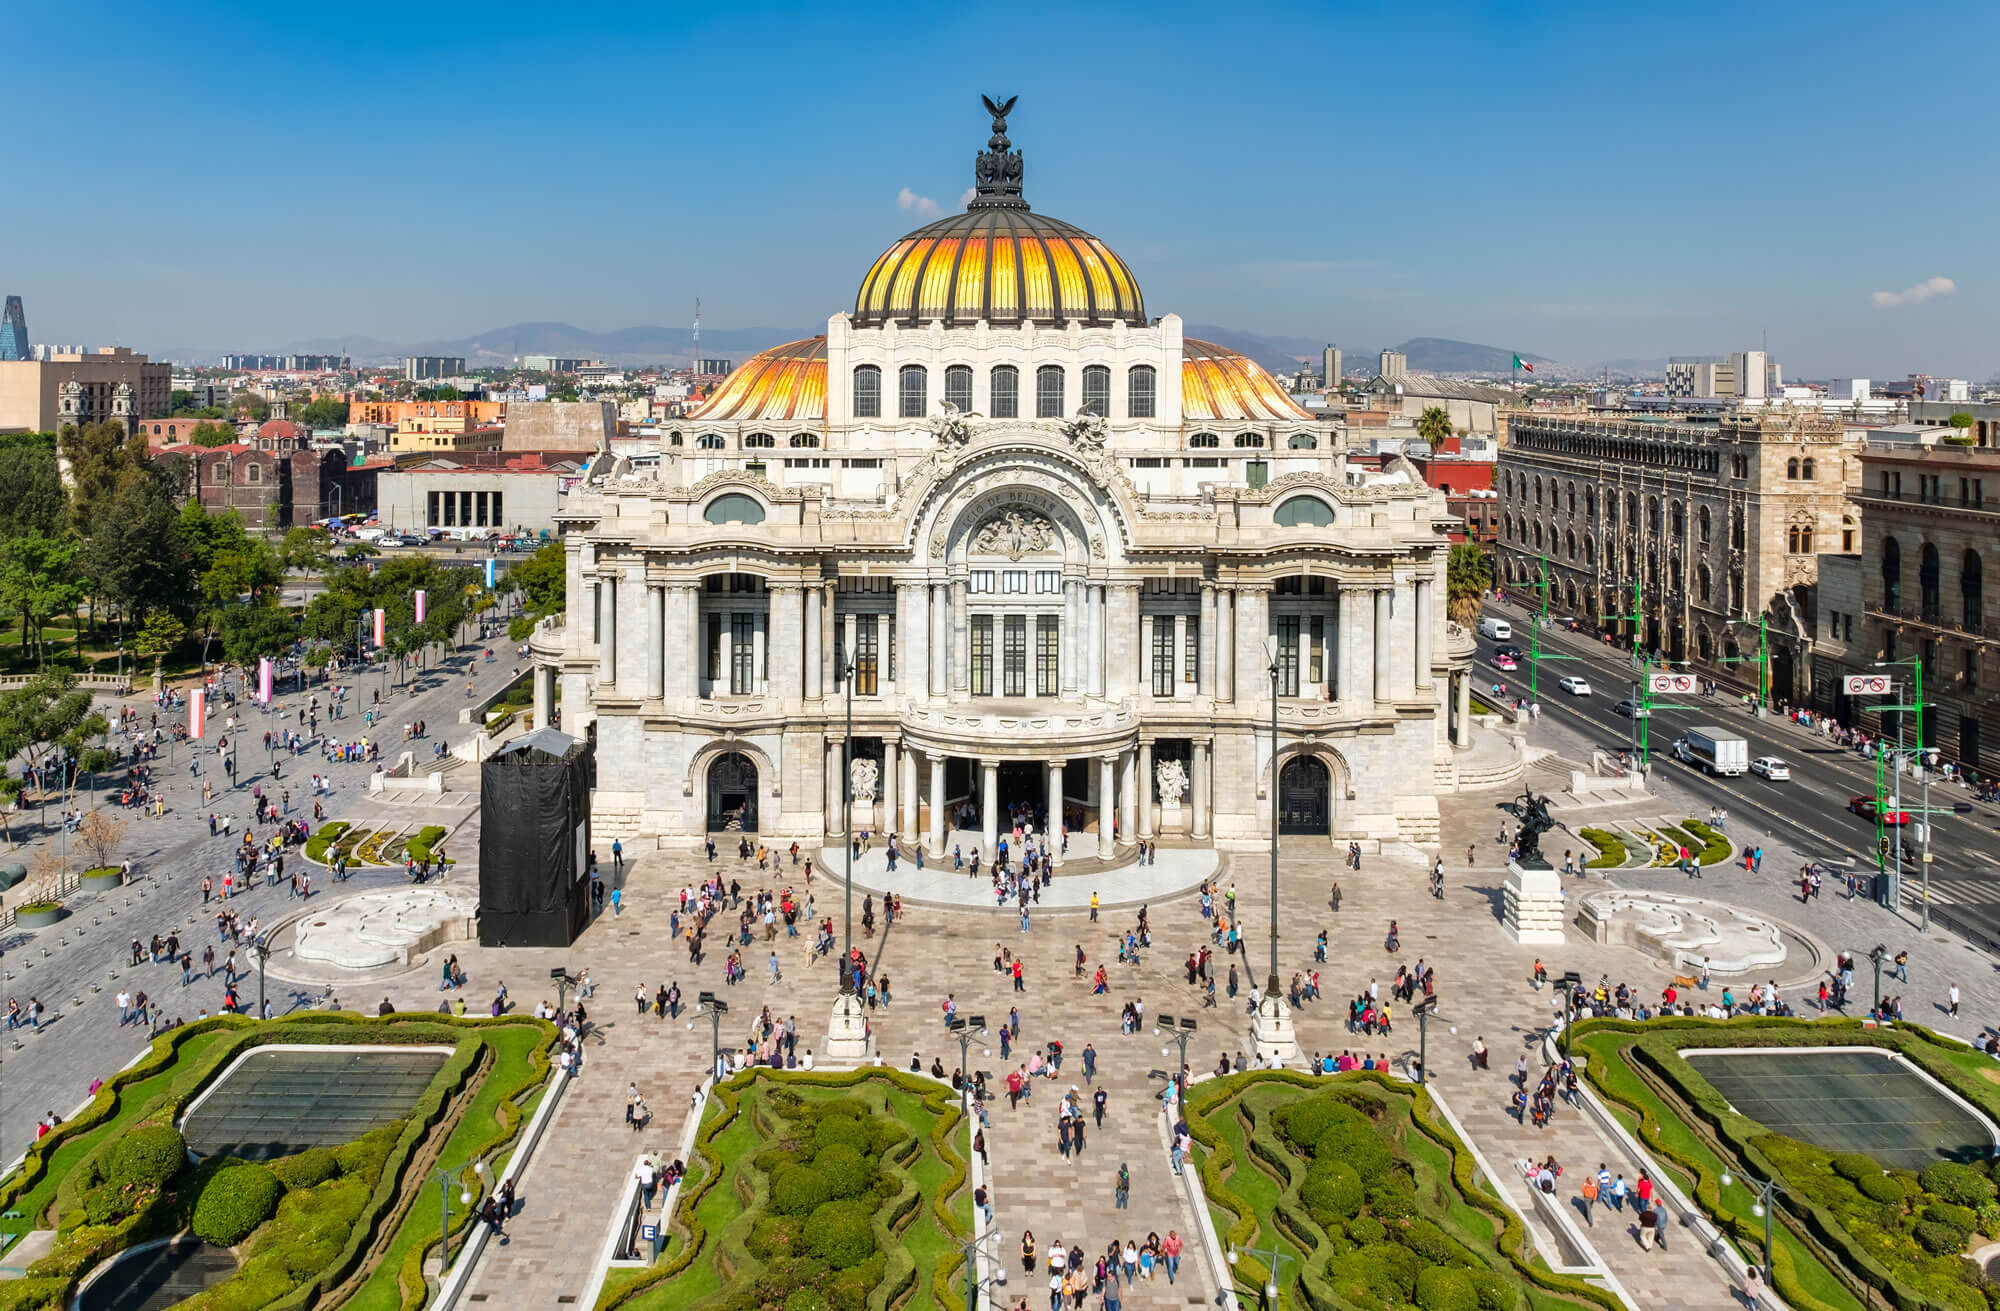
[1063,407,1108,452]
[850,757,879,804]
[929,400,976,449]
[1505,788,1556,868]
[973,509,1055,561]
[1156,758,1189,808]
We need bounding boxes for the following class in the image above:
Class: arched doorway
[1278,756,1330,835]
[706,752,758,832]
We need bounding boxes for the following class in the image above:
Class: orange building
[348,398,507,429]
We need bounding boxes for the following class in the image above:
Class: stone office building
[530,104,1478,858]
[1495,409,1854,702]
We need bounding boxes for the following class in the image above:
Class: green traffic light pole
[1869,656,1948,927]
[1719,613,1773,714]
[1524,555,1581,700]
[1603,577,1650,764]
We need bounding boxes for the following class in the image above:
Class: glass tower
[0,297,27,362]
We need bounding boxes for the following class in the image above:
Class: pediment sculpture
[973,509,1055,561]
[1156,758,1189,807]
[1063,407,1108,453]
[850,757,879,804]
[929,400,977,450]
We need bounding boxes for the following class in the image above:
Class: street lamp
[1411,995,1452,1085]
[1227,1239,1296,1307]
[432,1157,490,1271]
[1154,1015,1198,1102]
[689,991,730,1081]
[1868,944,1887,1019]
[549,967,574,1015]
[945,1014,988,1112]
[959,1229,1008,1311]
[1557,970,1584,1062]
[1719,1167,1784,1273]
[841,658,856,995]
[1266,662,1281,997]
[250,932,273,1020]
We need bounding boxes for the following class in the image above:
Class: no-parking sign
[1844,674,1893,696]
[1649,673,1695,695]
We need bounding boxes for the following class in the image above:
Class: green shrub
[78,1183,131,1227]
[1857,1171,1905,1205]
[1302,1158,1364,1218]
[1317,1119,1395,1181]
[1279,1096,1366,1152]
[1680,818,1732,864]
[1830,1153,1879,1183]
[748,1213,808,1260]
[1347,1214,1386,1244]
[106,1124,187,1190]
[770,1164,832,1217]
[811,1113,875,1156]
[1355,1242,1421,1299]
[806,1199,877,1269]
[1466,1268,1514,1311]
[404,824,449,864]
[1914,1218,1966,1256]
[812,1143,872,1200]
[193,1164,284,1245]
[1398,1216,1461,1266]
[303,822,349,863]
[272,1146,339,1189]
[1921,1161,1997,1209]
[1416,1265,1482,1311]
[1580,827,1626,868]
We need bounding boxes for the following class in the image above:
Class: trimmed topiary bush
[272,1147,339,1189]
[812,1143,873,1201]
[1318,1118,1395,1182]
[1856,1171,1904,1205]
[1416,1265,1482,1311]
[1920,1161,1997,1209]
[811,1112,875,1156]
[1914,1218,1964,1256]
[105,1125,186,1191]
[770,1164,832,1217]
[193,1163,284,1245]
[805,1198,877,1269]
[1398,1216,1462,1266]
[1830,1153,1879,1183]
[1302,1158,1364,1218]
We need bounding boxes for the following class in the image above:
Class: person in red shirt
[1636,1172,1654,1209]
[1006,1066,1025,1110]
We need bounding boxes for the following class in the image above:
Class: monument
[1500,788,1566,945]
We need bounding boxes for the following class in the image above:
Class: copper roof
[854,209,1144,329]
[687,337,826,424]
[1180,339,1315,423]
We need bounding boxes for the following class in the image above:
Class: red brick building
[158,442,338,528]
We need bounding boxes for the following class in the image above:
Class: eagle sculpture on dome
[981,94,1017,132]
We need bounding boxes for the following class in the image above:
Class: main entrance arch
[1278,756,1331,835]
[706,752,759,832]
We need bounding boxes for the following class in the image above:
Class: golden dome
[852,95,1143,329]
[688,337,826,422]
[1181,339,1314,423]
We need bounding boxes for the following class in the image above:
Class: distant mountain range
[165,321,1573,379]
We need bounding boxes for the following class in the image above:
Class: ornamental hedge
[193,1163,284,1245]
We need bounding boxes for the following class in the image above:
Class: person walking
[1114,1162,1129,1209]
[1949,982,1961,1017]
[1579,1169,1598,1225]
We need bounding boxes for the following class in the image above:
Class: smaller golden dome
[1181,339,1314,423]
[688,337,826,423]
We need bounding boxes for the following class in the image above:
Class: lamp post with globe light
[432,1157,490,1270]
[1228,1239,1295,1308]
[1720,1166,1784,1273]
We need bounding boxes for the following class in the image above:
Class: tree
[1446,543,1492,627]
[0,672,109,825]
[0,442,68,539]
[133,612,188,683]
[80,470,189,629]
[169,388,197,413]
[229,393,270,423]
[1415,406,1453,452]
[218,600,298,666]
[59,420,149,533]
[75,810,127,871]
[0,531,83,666]
[190,421,237,447]
[297,398,349,430]
[507,541,565,640]
[1949,412,1975,430]
[278,526,332,581]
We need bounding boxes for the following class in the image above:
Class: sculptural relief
[973,509,1055,560]
[1156,758,1189,808]
[850,757,879,804]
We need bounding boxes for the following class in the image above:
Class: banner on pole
[258,657,272,704]
[484,558,496,589]
[374,608,386,648]
[188,690,206,739]
[1648,673,1695,695]
[1844,674,1892,696]
[414,589,427,624]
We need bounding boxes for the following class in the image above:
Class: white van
[1478,616,1512,640]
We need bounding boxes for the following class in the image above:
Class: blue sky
[6,0,1992,376]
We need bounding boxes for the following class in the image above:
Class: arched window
[1233,433,1266,448]
[1729,568,1744,610]
[944,365,973,411]
[703,493,766,525]
[744,432,775,449]
[1035,365,1065,418]
[1274,496,1334,527]
[1566,530,1577,560]
[1533,477,1543,507]
[1920,541,1942,620]
[668,430,683,447]
[1842,516,1856,552]
[696,433,725,450]
[1585,487,1596,518]
[1584,536,1596,566]
[1698,630,1713,662]
[1606,494,1617,527]
[1801,457,1815,480]
[1567,482,1576,514]
[1127,365,1156,418]
[1190,432,1219,449]
[1786,458,1800,479]
[898,364,928,418]
[1533,522,1544,549]
[1287,433,1317,449]
[989,365,1018,418]
[852,365,880,418]
[1882,535,1902,612]
[1730,510,1745,550]
[1965,550,1984,629]
[246,463,261,483]
[789,434,819,448]
[1081,364,1110,416]
[1647,497,1661,533]
[1671,501,1685,538]
[1698,505,1711,544]
[1626,492,1638,525]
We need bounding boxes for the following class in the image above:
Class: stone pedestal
[823,992,874,1065]
[1249,993,1300,1065]
[1159,802,1183,834]
[1502,861,1567,945]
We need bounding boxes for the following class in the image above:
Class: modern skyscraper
[0,296,28,362]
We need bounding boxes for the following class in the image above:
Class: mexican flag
[1512,354,1534,373]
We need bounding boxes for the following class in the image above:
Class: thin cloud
[959,188,976,208]
[1872,276,1956,308]
[896,187,939,217]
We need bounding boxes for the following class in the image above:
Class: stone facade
[1495,410,1857,703]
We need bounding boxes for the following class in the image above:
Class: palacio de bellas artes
[529,99,1488,892]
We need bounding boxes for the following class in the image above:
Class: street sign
[1844,674,1893,696]
[1649,673,1695,695]
[641,1223,660,1242]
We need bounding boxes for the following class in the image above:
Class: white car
[1749,756,1791,780]
[1557,675,1592,696]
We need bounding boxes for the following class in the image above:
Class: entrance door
[998,761,1044,829]
[1278,756,1330,835]
[706,752,758,832]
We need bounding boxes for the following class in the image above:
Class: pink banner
[414,589,427,624]
[188,690,205,739]
[257,657,272,704]
[374,608,386,648]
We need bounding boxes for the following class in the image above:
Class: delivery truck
[1672,726,1748,777]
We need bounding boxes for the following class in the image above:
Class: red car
[1848,796,1910,825]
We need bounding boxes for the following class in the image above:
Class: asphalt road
[1476,598,2000,936]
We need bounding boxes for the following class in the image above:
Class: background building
[522,355,592,373]
[374,450,581,536]
[0,346,171,433]
[1321,344,1341,389]
[160,439,337,528]
[1666,350,1783,401]
[402,355,466,381]
[502,400,619,452]
[0,296,28,362]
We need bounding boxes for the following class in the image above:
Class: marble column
[673,585,700,700]
[882,739,899,841]
[927,754,946,856]
[825,735,843,837]
[1087,584,1106,697]
[820,583,837,697]
[1111,585,1139,699]
[597,576,617,685]
[930,583,949,696]
[1097,755,1116,859]
[769,585,800,701]
[1048,760,1066,866]
[1119,748,1138,845]
[1236,586,1269,709]
[1139,613,1154,697]
[645,582,665,700]
[1374,586,1392,703]
[532,664,552,728]
[1173,615,1188,699]
[1191,739,1210,839]
[951,579,969,693]
[1062,581,1081,694]
[1414,577,1434,688]
[900,747,919,842]
[1455,671,1473,747]
[902,585,928,700]
[980,760,999,855]
[1198,583,1217,696]
[804,585,823,699]
[1137,741,1154,838]
[1215,587,1235,703]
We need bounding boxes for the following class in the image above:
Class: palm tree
[1415,406,1452,452]
[1447,543,1491,626]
